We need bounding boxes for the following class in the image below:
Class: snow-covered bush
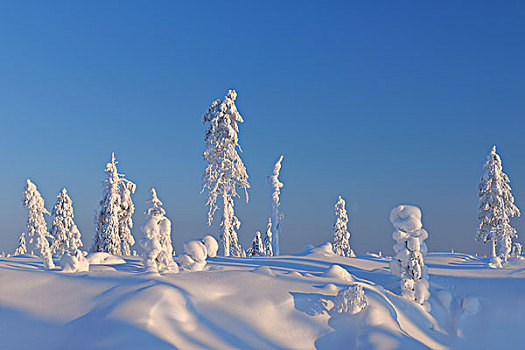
[335,285,368,314]
[332,196,355,257]
[91,153,136,256]
[202,235,218,258]
[477,146,520,263]
[14,232,27,256]
[202,90,250,257]
[179,240,208,271]
[60,249,89,273]
[263,219,273,257]
[247,231,264,257]
[22,179,54,269]
[140,188,178,274]
[86,252,125,265]
[268,155,284,256]
[50,188,83,256]
[389,205,429,307]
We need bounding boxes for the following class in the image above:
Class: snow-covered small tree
[263,218,273,257]
[389,205,429,307]
[140,188,178,273]
[91,153,136,255]
[268,155,284,256]
[50,188,83,255]
[332,196,355,257]
[477,146,521,263]
[247,231,264,257]
[22,179,54,269]
[511,242,522,259]
[335,285,368,314]
[202,90,250,257]
[14,232,27,255]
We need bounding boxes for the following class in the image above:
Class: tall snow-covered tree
[477,146,520,262]
[119,181,136,256]
[332,196,355,257]
[91,153,136,255]
[140,188,178,273]
[50,188,83,255]
[14,232,27,256]
[202,90,250,257]
[263,218,273,257]
[268,155,284,256]
[247,231,264,257]
[389,205,429,307]
[22,179,54,269]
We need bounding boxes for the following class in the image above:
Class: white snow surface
[1,252,525,349]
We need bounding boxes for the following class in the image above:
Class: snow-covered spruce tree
[332,196,355,257]
[119,181,136,256]
[263,218,273,257]
[14,232,27,255]
[389,205,429,308]
[22,179,54,269]
[91,153,136,255]
[50,188,83,255]
[268,155,284,256]
[140,188,178,273]
[202,90,250,257]
[477,146,521,263]
[247,231,264,257]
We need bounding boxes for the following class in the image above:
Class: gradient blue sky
[1,1,524,256]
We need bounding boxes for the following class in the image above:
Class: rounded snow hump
[390,205,422,232]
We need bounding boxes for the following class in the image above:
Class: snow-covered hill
[1,246,524,349]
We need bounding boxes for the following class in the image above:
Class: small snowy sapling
[263,218,273,257]
[247,231,264,257]
[335,285,368,314]
[50,188,83,256]
[14,233,27,256]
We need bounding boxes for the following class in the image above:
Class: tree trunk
[491,237,496,258]
[221,193,230,257]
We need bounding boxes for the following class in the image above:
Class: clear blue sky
[1,1,524,256]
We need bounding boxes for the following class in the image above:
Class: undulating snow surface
[1,249,525,349]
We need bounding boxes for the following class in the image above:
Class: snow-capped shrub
[180,254,206,272]
[60,250,89,273]
[202,235,218,258]
[202,90,249,257]
[183,240,208,262]
[477,146,520,262]
[335,285,368,314]
[140,188,178,274]
[332,196,355,257]
[22,179,54,269]
[390,205,429,307]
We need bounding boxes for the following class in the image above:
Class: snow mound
[60,250,89,273]
[179,254,207,272]
[390,205,422,232]
[436,289,452,310]
[252,265,274,276]
[307,242,335,257]
[86,252,125,265]
[201,235,218,258]
[323,265,353,281]
[183,240,207,262]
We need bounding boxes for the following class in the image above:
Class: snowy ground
[1,246,524,349]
